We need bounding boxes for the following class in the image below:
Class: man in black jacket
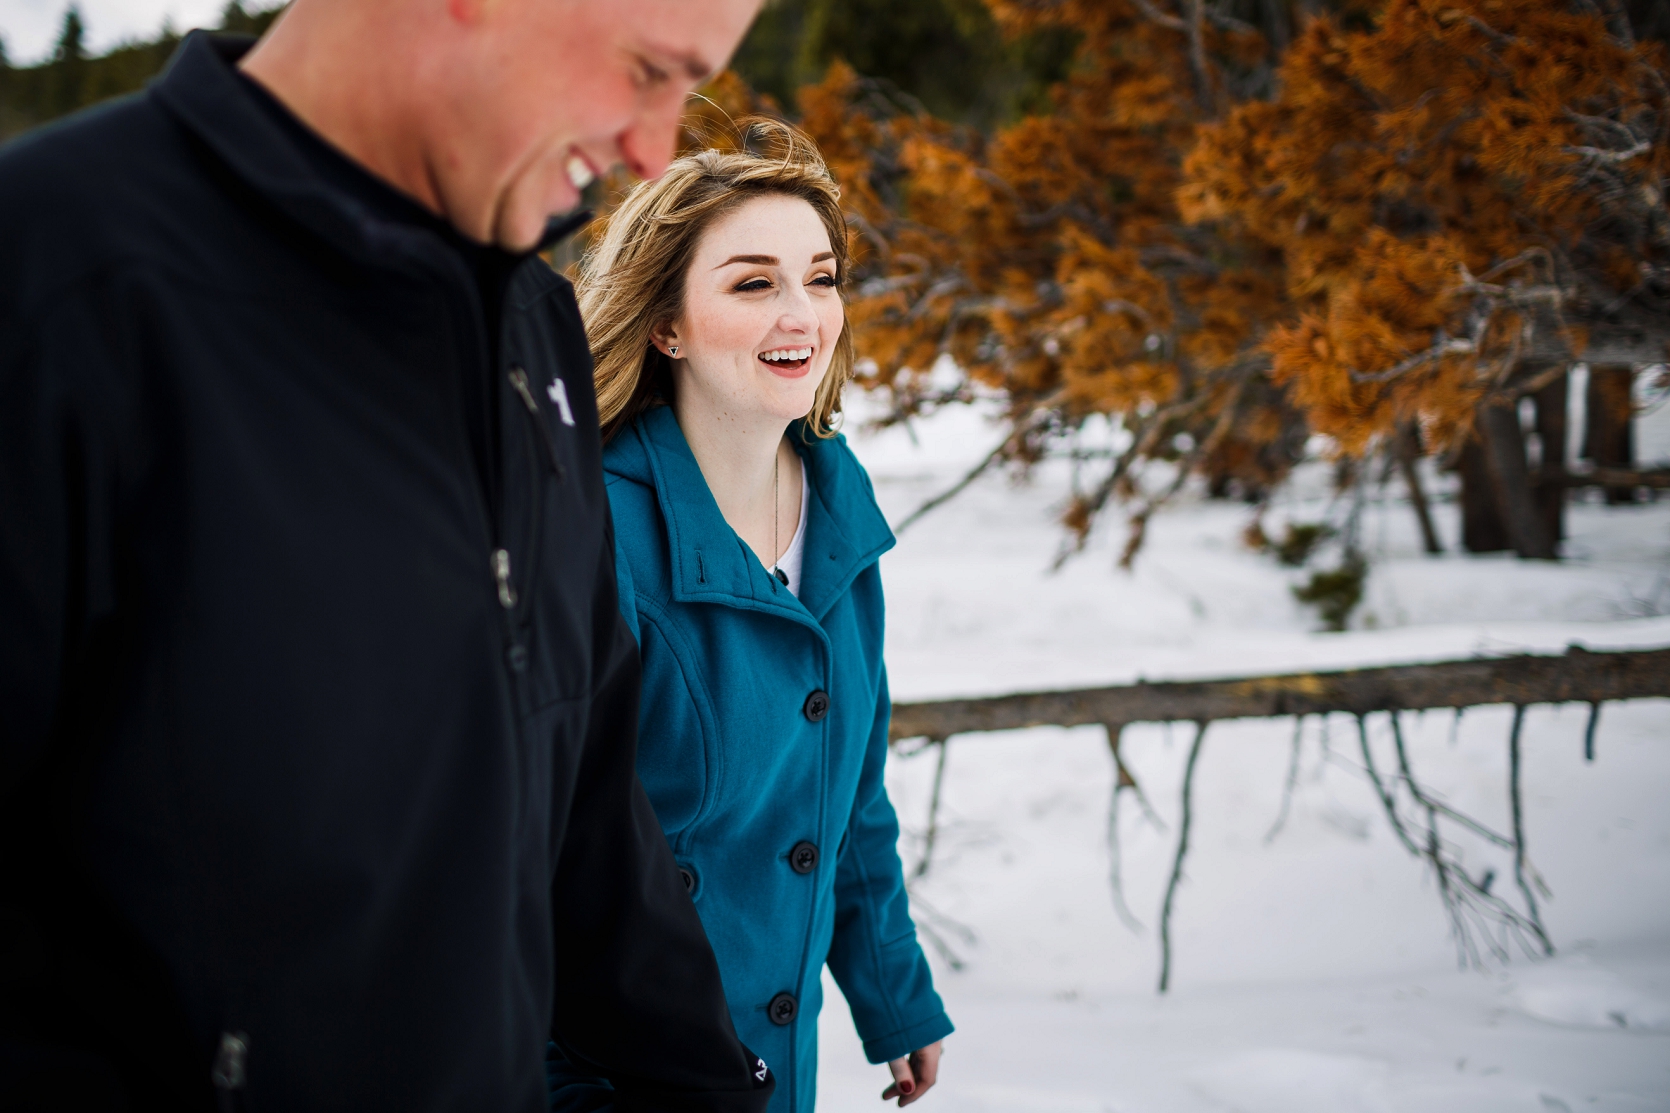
[0,1,770,1109]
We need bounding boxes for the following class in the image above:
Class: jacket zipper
[508,367,566,480]
[211,1031,250,1113]
[505,366,555,634]
[492,548,517,609]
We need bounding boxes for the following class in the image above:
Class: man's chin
[493,192,586,253]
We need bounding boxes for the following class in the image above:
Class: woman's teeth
[566,155,596,192]
[760,348,814,363]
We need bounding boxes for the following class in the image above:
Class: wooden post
[1479,400,1558,560]
[1583,365,1638,505]
[1532,370,1569,543]
[1457,432,1509,553]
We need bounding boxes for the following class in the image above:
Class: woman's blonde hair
[577,119,855,444]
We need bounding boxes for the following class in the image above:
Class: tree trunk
[1395,422,1442,554]
[1583,364,1637,505]
[889,646,1670,739]
[1457,432,1509,553]
[1532,369,1569,542]
[1479,400,1558,560]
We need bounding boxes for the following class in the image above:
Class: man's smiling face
[440,0,762,249]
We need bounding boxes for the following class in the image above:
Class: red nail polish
[900,1080,914,1095]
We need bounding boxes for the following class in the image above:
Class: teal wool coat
[549,406,951,1113]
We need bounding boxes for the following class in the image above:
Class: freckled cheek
[691,296,777,366]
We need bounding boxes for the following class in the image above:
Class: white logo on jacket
[547,378,575,426]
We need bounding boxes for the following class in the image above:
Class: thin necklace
[771,446,788,586]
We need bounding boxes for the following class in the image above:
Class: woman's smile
[759,345,815,377]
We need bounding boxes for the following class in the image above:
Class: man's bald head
[242,0,763,249]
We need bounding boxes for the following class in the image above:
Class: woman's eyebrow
[713,252,837,269]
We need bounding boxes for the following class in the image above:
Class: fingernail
[900,1081,914,1095]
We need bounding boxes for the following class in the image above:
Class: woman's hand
[881,1040,942,1106]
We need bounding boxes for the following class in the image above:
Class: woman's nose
[776,283,820,334]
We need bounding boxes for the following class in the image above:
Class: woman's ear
[650,322,682,360]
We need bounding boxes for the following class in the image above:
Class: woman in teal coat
[546,123,951,1112]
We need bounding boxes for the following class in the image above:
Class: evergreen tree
[46,5,88,119]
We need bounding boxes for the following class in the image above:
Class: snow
[815,389,1670,1111]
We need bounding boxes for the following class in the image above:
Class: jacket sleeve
[825,664,955,1065]
[546,509,772,1113]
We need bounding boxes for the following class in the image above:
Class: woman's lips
[759,349,814,378]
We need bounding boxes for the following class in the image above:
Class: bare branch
[1563,139,1652,164]
[1158,721,1209,993]
[1128,0,1188,33]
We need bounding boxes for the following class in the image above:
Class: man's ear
[446,0,487,26]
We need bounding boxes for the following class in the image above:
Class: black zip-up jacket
[0,33,773,1113]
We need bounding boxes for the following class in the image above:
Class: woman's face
[663,193,843,427]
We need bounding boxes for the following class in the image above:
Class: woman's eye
[810,274,839,288]
[734,278,772,292]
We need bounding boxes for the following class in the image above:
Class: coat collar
[150,32,588,280]
[616,406,895,623]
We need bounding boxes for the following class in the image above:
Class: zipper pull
[508,367,541,416]
[492,548,517,609]
[211,1031,248,1093]
[507,367,567,479]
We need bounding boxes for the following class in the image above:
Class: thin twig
[1357,715,1422,855]
[1264,715,1305,843]
[913,739,952,880]
[1389,712,1515,849]
[892,441,1007,535]
[892,399,1059,535]
[1584,701,1601,763]
[1358,714,1549,966]
[904,887,976,971]
[1508,705,1555,955]
[1158,721,1209,993]
[1105,764,1146,935]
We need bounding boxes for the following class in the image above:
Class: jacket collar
[617,406,895,623]
[150,32,588,278]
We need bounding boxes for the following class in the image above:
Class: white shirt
[774,464,810,598]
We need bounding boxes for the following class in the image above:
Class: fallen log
[889,645,1670,742]
[1538,467,1670,489]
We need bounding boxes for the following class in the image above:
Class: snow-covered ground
[815,389,1670,1112]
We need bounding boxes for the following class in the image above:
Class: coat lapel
[794,429,895,622]
[632,407,894,623]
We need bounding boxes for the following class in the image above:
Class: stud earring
[669,346,679,357]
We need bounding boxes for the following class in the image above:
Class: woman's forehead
[696,195,833,264]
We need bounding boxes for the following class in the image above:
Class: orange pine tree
[798,0,1302,565]
[1182,0,1670,557]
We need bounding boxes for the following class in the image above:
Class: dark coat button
[768,992,798,1026]
[790,841,819,874]
[803,690,830,722]
[678,867,696,894]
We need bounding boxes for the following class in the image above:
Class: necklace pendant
[773,567,789,587]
